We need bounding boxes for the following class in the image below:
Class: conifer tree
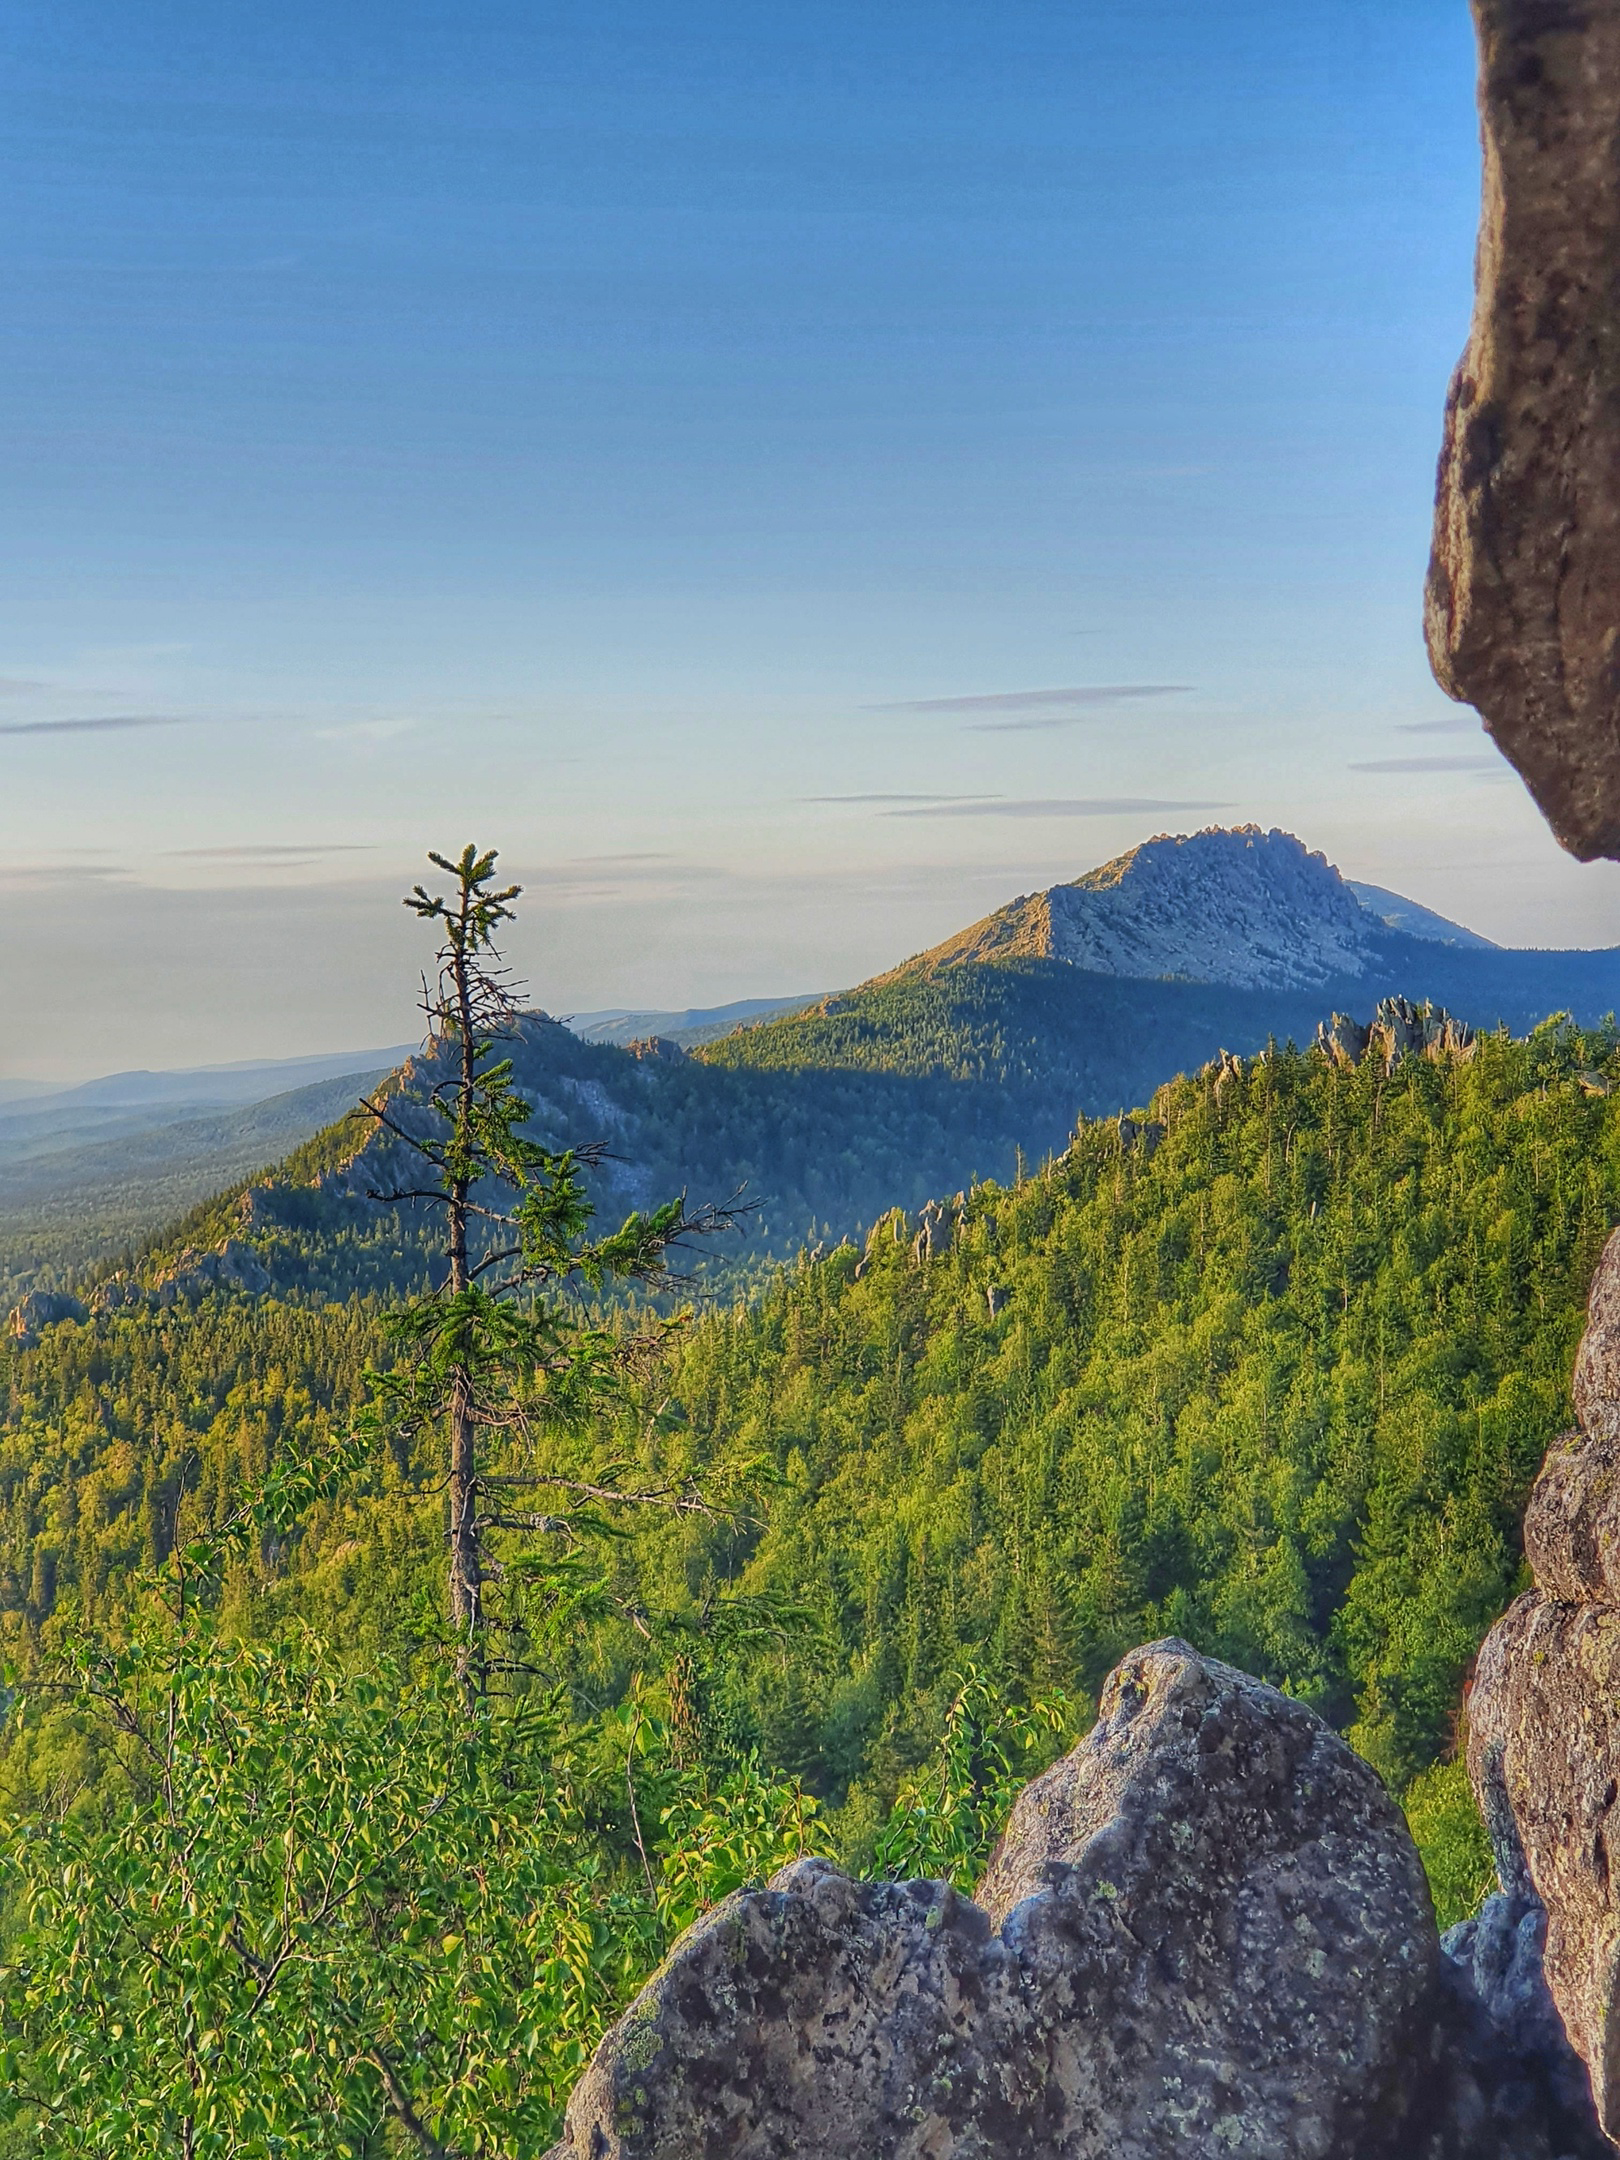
[359,843,741,1693]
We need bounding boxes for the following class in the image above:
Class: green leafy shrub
[874,1668,1073,1891]
[1403,1752,1496,1932]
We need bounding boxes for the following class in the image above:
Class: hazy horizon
[8,0,1620,1081]
[3,822,1606,1087]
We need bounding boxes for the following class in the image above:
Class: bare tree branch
[371,2050,466,2160]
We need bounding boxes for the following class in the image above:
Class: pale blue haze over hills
[5,0,1620,1080]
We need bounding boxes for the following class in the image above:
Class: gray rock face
[6,1289,86,1346]
[1444,1890,1609,2144]
[1427,0,1620,860]
[150,1239,272,1304]
[1520,1427,1620,1604]
[1470,1596,1620,2139]
[923,828,1382,991]
[548,1641,1595,2159]
[1467,1225,1620,2144]
[1044,827,1375,989]
[1313,998,1475,1073]
[86,1275,137,1316]
[1575,1237,1620,1442]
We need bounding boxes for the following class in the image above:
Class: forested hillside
[630,1018,1619,1813]
[5,1015,1613,1821]
[70,985,1341,1313]
[34,963,1541,1316]
[4,1005,1615,2147]
[0,1068,395,1306]
[18,830,1620,1314]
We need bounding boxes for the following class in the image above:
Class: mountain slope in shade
[566,994,822,1048]
[1346,881,1498,951]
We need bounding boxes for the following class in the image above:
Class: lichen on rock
[1467,1228,1620,2146]
[547,1640,1599,2158]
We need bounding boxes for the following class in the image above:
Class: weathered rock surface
[1520,1427,1620,1604]
[1427,0,1620,860]
[6,1288,86,1346]
[1576,1242,1620,1442]
[1444,1889,1614,2149]
[548,1640,1599,2159]
[1468,1225,1620,2145]
[149,1238,272,1304]
[1471,1595,1620,2138]
[927,827,1381,991]
[1313,997,1475,1073]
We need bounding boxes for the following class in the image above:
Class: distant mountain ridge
[714,827,1620,1104]
[9,826,1620,1306]
[1345,880,1498,952]
[566,995,821,1049]
[879,827,1494,991]
[0,1045,417,1114]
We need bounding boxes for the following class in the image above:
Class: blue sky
[5,0,1618,1078]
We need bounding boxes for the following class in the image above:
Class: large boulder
[1426,0,1620,861]
[548,1641,1597,2159]
[1471,1598,1620,2138]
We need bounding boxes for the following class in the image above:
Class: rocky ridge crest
[887,827,1461,993]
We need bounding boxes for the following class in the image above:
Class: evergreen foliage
[601,1015,1618,1810]
[353,843,747,1691]
[4,1020,1611,1815]
[3,1007,1617,2150]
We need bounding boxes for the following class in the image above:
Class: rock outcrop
[919,827,1383,991]
[1427,0,1620,860]
[548,1640,1602,2159]
[149,1238,272,1304]
[6,1289,86,1347]
[1468,1227,1620,2143]
[1314,997,1475,1072]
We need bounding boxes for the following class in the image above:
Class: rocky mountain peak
[915,825,1383,991]
[1050,825,1375,988]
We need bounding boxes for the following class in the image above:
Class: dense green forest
[71,977,1335,1315]
[633,1018,1617,1796]
[3,1008,1615,2149]
[6,1014,1613,1802]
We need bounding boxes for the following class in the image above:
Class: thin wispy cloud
[0,713,193,738]
[0,678,44,696]
[166,843,377,861]
[312,718,414,744]
[802,791,998,805]
[967,715,1143,735]
[1349,756,1502,775]
[883,796,1232,820]
[0,862,135,891]
[866,684,1194,716]
[1396,717,1480,736]
[561,852,678,866]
